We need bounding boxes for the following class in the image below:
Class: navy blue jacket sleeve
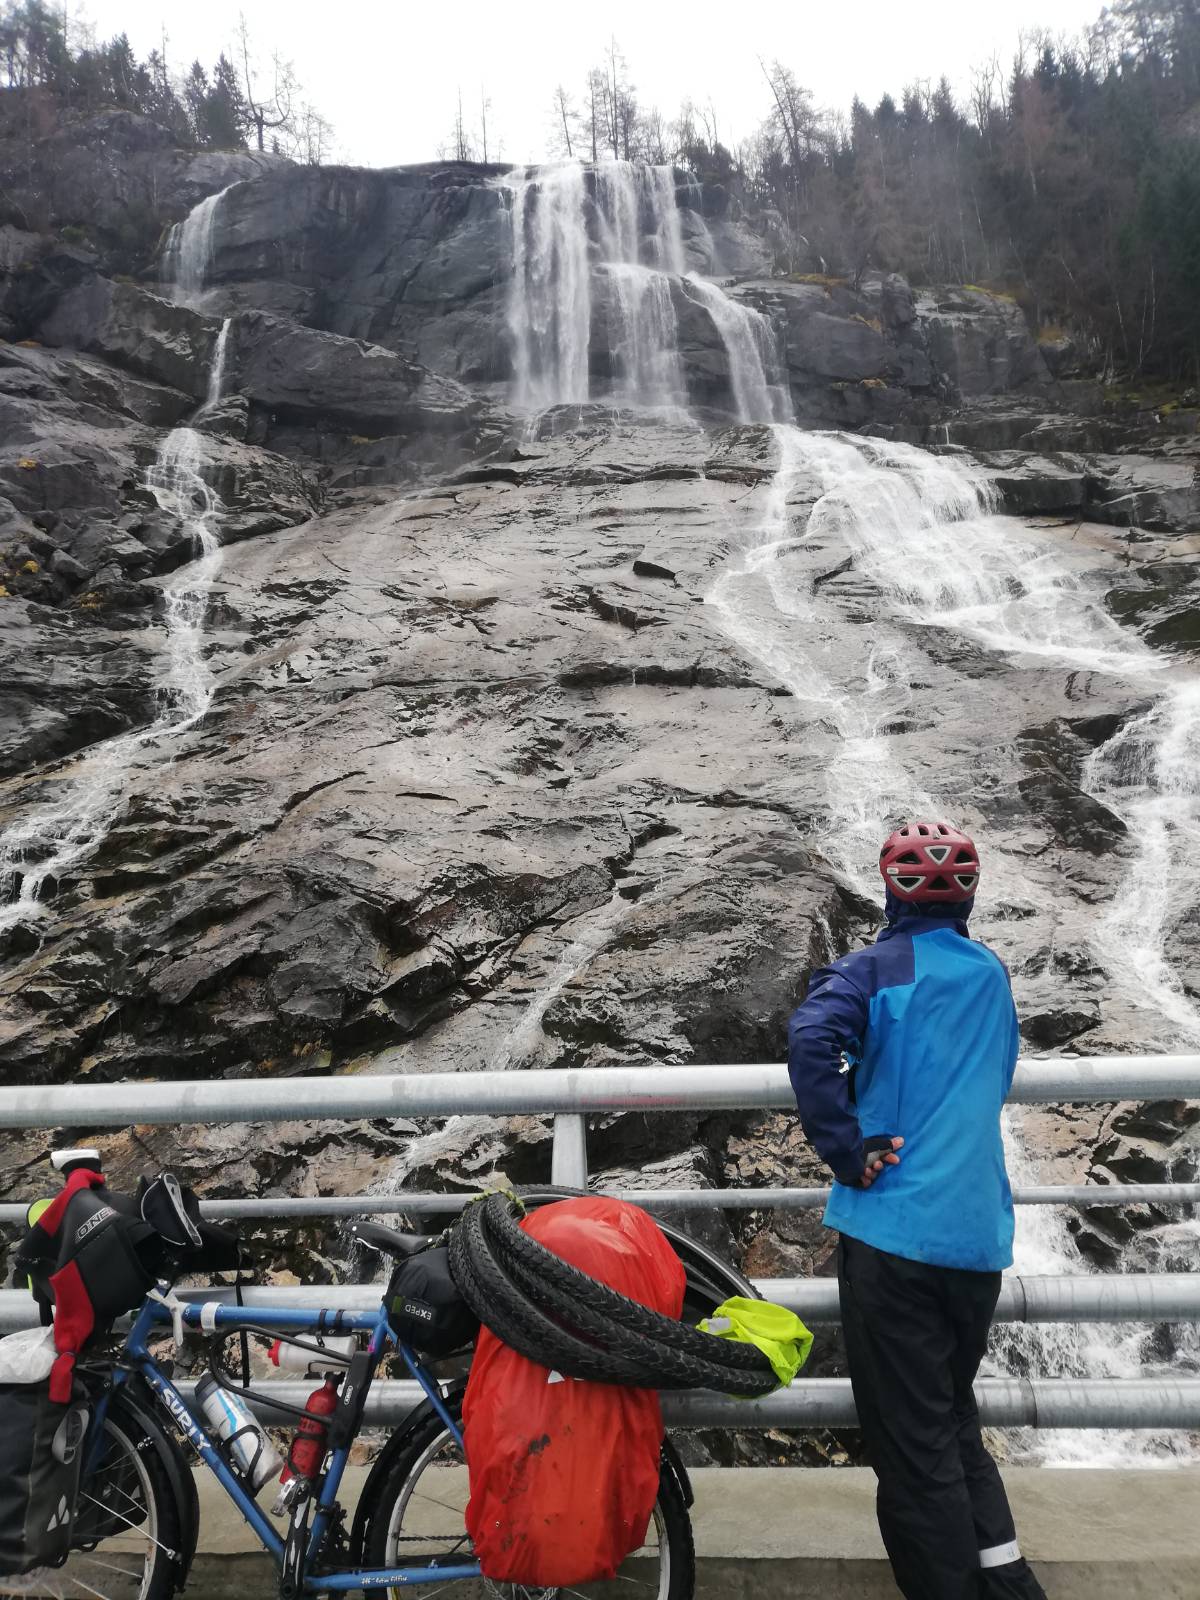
[788,967,870,1186]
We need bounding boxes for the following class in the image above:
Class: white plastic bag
[0,1327,56,1384]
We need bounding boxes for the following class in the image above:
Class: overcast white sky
[78,0,1108,166]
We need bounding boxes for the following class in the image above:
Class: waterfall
[603,264,686,411]
[205,317,233,410]
[144,429,222,723]
[0,278,229,931]
[708,423,1199,1462]
[503,161,784,422]
[162,184,234,306]
[1084,685,1200,1046]
[0,426,224,930]
[506,164,591,412]
[1,207,237,928]
[681,274,791,425]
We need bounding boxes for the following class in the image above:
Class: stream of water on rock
[0,241,232,930]
[161,183,236,304]
[707,419,1200,1462]
[496,162,1200,1462]
[503,160,786,422]
[370,891,635,1195]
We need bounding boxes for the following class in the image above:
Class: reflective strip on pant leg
[979,1539,1022,1569]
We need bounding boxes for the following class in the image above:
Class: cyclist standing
[788,820,1047,1600]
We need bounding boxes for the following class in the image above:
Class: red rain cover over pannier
[463,1197,685,1586]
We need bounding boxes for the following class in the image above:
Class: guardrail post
[551,1113,588,1188]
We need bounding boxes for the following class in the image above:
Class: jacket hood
[880,887,974,939]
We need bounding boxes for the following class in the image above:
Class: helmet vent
[954,849,975,864]
[891,873,924,892]
[928,874,951,892]
[896,850,921,864]
[925,844,952,864]
[953,873,978,891]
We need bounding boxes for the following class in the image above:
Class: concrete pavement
[188,1464,1200,1596]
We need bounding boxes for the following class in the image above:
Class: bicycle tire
[451,1194,776,1394]
[450,1201,655,1385]
[498,1240,776,1395]
[362,1393,695,1600]
[15,1410,184,1600]
[489,1196,770,1373]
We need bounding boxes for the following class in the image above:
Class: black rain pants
[838,1234,1048,1600]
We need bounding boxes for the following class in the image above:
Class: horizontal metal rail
[2,1180,1196,1228]
[176,1376,1200,1430]
[2,1275,1197,1334]
[1,1056,1197,1129]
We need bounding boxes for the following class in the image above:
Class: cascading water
[161,184,234,305]
[503,161,784,421]
[206,317,232,409]
[707,423,1199,1461]
[679,275,792,425]
[506,164,591,411]
[1084,685,1200,1046]
[0,220,233,930]
[0,426,224,931]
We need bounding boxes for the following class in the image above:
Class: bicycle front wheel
[363,1400,694,1600]
[1,1412,181,1600]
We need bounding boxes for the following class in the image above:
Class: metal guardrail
[3,1182,1198,1227]
[2,1275,1197,1333]
[191,1377,1200,1431]
[1,1056,1198,1129]
[1,1056,1196,1430]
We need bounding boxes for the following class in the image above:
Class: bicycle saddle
[349,1220,436,1260]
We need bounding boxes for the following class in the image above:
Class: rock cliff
[0,127,1197,1460]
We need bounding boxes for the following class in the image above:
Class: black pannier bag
[14,1166,245,1403]
[0,1381,89,1576]
[387,1246,478,1356]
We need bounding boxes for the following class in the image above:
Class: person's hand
[859,1136,903,1187]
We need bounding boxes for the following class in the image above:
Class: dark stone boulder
[914,286,1048,397]
[202,164,514,383]
[228,309,483,435]
[0,598,159,776]
[1017,719,1128,853]
[37,275,220,398]
[1084,454,1200,532]
[786,308,896,382]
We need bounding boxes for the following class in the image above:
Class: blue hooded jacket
[787,892,1018,1272]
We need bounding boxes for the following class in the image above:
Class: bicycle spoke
[71,1557,144,1581]
[78,1493,169,1557]
[61,1572,118,1600]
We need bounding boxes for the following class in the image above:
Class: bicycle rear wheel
[0,1413,181,1600]
[363,1400,694,1600]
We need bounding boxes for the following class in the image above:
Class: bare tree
[479,84,490,163]
[452,86,475,161]
[586,67,605,162]
[551,84,574,157]
[237,14,296,152]
[298,104,334,165]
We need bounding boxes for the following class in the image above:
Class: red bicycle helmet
[879,820,980,903]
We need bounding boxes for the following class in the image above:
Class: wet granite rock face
[38,277,222,399]
[0,412,1186,1141]
[0,106,281,273]
[0,128,1198,1470]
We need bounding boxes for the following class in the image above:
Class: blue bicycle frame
[90,1290,481,1591]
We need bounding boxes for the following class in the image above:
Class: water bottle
[271,1373,341,1516]
[268,1334,355,1376]
[195,1374,282,1492]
